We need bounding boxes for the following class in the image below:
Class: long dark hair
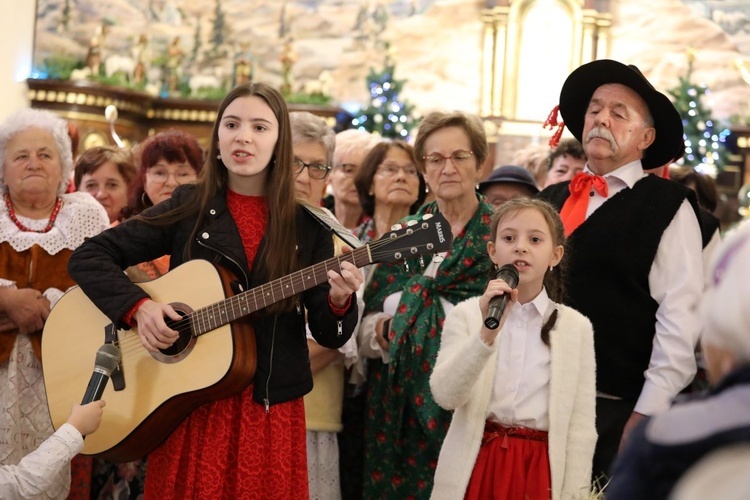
[135,83,299,313]
[489,198,567,346]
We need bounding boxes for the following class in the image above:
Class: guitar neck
[190,245,372,336]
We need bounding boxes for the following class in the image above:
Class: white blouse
[0,191,109,305]
[486,288,553,431]
[0,191,109,255]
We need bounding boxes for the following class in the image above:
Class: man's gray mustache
[586,128,617,149]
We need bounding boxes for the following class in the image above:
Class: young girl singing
[430,198,596,500]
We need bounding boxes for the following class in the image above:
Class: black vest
[698,208,720,249]
[539,175,699,399]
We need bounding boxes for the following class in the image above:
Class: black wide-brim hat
[559,59,684,169]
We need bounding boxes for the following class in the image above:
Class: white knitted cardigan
[430,297,597,500]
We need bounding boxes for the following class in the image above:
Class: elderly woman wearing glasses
[123,129,203,283]
[290,111,359,500]
[361,111,495,499]
[126,129,204,217]
[325,129,379,231]
[290,112,333,205]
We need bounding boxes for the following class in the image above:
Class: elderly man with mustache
[538,60,703,483]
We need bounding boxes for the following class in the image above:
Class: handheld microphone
[483,264,520,330]
[81,344,121,405]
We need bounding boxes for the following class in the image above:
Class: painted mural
[32,0,437,102]
[30,0,750,123]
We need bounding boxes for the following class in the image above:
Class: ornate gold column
[480,0,611,122]
[480,6,510,117]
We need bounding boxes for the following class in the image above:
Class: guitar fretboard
[189,245,372,336]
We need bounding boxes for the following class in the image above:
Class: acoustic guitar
[42,212,451,462]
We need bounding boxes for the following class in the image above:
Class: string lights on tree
[667,49,730,177]
[352,43,416,139]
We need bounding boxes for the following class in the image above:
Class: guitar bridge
[104,323,125,392]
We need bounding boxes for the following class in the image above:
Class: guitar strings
[159,237,382,333]
[145,231,426,336]
[111,228,434,356]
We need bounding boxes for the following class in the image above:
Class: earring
[216,154,222,160]
[549,266,554,272]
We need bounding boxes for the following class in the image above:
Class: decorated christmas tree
[352,44,416,139]
[667,50,730,175]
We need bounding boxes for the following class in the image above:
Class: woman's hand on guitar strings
[133,300,182,352]
[327,248,364,309]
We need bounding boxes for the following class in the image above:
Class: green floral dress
[362,198,494,499]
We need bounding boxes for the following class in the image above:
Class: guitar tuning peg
[390,223,400,231]
[406,219,418,227]
[422,213,433,220]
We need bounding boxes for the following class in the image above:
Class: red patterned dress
[143,191,308,499]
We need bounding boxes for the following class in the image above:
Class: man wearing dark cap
[477,164,539,209]
[538,59,703,480]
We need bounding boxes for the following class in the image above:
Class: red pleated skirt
[143,384,308,500]
[465,420,551,500]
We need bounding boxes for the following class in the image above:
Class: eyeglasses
[422,150,475,170]
[376,163,420,178]
[146,168,197,185]
[294,159,331,180]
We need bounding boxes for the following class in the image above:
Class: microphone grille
[94,343,121,375]
[497,263,520,287]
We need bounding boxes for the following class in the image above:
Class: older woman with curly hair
[125,129,204,281]
[0,108,108,498]
[126,129,204,217]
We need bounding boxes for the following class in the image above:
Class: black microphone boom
[81,344,121,405]
[483,264,520,330]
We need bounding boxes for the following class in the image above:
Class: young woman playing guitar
[67,83,364,499]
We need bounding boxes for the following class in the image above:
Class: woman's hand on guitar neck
[133,300,182,352]
[327,253,364,309]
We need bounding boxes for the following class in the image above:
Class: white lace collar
[0,192,109,255]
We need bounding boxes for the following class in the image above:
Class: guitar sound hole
[159,309,192,357]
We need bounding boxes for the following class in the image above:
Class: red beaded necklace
[4,193,63,234]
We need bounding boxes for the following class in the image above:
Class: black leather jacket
[68,185,358,407]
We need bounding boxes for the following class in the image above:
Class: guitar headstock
[368,212,453,265]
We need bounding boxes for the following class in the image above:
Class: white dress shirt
[0,423,82,499]
[486,288,553,430]
[585,160,703,415]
